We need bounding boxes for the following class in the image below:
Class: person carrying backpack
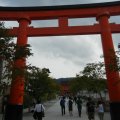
[76,96,82,117]
[34,100,45,120]
[60,96,66,116]
[67,97,73,116]
[86,97,95,120]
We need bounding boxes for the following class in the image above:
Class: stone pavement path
[23,99,111,120]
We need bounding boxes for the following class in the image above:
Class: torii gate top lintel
[0,1,120,37]
[0,1,120,12]
[0,1,120,21]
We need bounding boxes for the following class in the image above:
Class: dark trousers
[36,112,42,120]
[61,106,65,115]
[78,106,82,117]
[88,112,95,120]
[78,108,81,117]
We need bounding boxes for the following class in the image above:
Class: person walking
[76,96,82,117]
[97,101,104,120]
[74,96,77,105]
[68,97,73,116]
[60,96,66,116]
[34,100,45,120]
[86,97,95,120]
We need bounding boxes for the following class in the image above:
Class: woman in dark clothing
[74,96,77,105]
[60,96,66,116]
[68,97,73,116]
[86,97,95,120]
[76,96,82,117]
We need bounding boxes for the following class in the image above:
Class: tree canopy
[25,67,59,101]
[69,62,107,100]
[0,22,32,96]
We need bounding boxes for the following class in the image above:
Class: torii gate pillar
[97,12,120,120]
[5,17,30,120]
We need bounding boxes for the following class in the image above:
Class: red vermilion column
[5,18,30,120]
[97,12,120,120]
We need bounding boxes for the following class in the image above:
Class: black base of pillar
[5,104,23,120]
[110,102,120,120]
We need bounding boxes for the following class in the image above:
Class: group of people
[32,96,104,120]
[60,96,104,120]
[60,96,82,117]
[86,97,104,120]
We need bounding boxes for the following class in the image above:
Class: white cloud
[1,0,120,6]
[1,0,120,78]
[27,35,103,78]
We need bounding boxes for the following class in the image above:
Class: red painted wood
[8,24,120,37]
[97,12,120,102]
[0,5,120,20]
[9,18,30,105]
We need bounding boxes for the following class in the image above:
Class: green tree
[69,76,88,94]
[0,22,32,96]
[0,22,15,95]
[25,67,59,101]
[69,62,107,100]
[81,62,107,100]
[82,62,105,79]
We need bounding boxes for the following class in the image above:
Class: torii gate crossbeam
[0,1,120,120]
[9,23,120,37]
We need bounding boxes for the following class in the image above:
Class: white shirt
[34,104,45,112]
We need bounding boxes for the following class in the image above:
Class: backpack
[77,99,82,107]
[60,99,65,106]
[87,102,95,112]
[68,100,73,106]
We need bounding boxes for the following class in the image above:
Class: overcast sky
[1,0,120,78]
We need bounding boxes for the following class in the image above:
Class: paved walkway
[0,99,111,120]
[23,99,111,120]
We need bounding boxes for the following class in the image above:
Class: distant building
[56,78,73,96]
[60,81,69,96]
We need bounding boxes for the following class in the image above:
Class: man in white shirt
[34,100,45,120]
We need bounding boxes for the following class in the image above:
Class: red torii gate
[0,1,120,120]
